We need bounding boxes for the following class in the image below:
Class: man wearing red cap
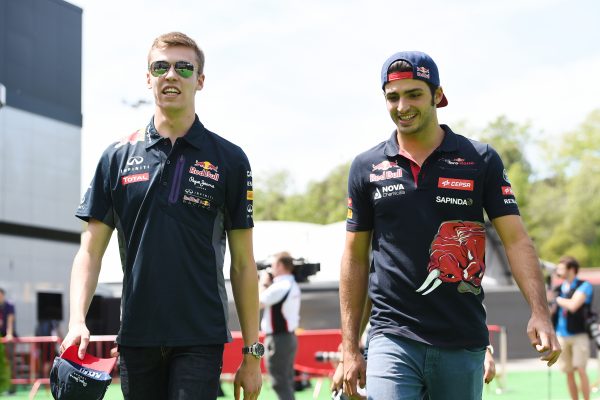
[339,51,561,399]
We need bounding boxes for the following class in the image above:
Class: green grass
[7,371,600,399]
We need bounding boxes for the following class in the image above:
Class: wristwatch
[242,342,265,359]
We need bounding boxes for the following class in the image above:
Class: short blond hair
[148,32,205,74]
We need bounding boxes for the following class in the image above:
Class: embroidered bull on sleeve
[416,220,486,296]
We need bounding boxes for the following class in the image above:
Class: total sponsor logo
[502,186,514,196]
[374,184,405,199]
[121,172,149,185]
[437,177,474,191]
[435,196,474,206]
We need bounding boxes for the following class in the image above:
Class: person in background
[0,288,16,395]
[259,252,301,400]
[549,255,592,400]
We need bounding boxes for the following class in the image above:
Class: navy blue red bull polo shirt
[346,125,519,348]
[76,115,253,346]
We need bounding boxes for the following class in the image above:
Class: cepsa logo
[122,173,149,185]
[438,177,474,191]
[502,186,514,196]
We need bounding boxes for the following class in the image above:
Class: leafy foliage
[0,340,10,392]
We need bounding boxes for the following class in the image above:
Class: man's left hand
[527,312,561,366]
[233,357,262,400]
[483,348,496,384]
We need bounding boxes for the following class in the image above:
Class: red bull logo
[416,221,486,296]
[372,160,399,171]
[189,165,220,181]
[194,160,219,172]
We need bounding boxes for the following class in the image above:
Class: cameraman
[259,252,301,400]
[549,256,593,400]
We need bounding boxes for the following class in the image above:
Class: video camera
[256,257,320,283]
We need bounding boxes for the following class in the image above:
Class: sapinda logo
[437,177,474,191]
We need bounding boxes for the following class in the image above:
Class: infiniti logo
[126,156,144,165]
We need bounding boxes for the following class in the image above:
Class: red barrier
[221,329,341,378]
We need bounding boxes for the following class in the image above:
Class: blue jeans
[366,334,485,400]
[119,344,224,400]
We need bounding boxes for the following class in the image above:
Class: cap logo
[416,66,430,79]
[387,71,413,82]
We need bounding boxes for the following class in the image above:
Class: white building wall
[0,107,81,230]
[0,106,81,336]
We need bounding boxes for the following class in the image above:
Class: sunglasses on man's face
[149,61,195,78]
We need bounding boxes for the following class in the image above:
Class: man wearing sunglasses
[61,32,262,400]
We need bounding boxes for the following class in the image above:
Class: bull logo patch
[416,220,486,296]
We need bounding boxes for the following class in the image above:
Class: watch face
[253,343,265,357]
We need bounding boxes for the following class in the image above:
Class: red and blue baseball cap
[50,345,117,400]
[380,51,448,107]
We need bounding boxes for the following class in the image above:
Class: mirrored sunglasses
[149,60,195,78]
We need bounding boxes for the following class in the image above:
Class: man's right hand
[60,321,90,360]
[342,350,367,398]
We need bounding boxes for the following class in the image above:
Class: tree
[532,110,600,266]
[476,116,535,213]
[252,170,294,221]
[253,163,350,224]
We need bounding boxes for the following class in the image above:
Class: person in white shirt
[259,252,301,400]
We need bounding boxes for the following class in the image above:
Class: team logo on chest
[189,160,220,182]
[370,160,403,182]
[417,221,486,296]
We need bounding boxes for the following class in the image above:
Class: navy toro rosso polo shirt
[347,125,519,348]
[76,115,253,346]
